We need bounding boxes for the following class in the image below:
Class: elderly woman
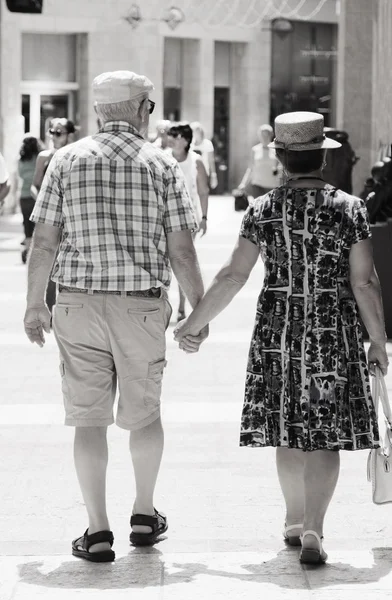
[174,112,388,565]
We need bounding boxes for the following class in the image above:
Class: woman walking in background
[17,136,41,263]
[175,112,388,565]
[168,123,209,322]
[191,121,218,190]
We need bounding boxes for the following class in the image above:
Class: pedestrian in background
[23,70,207,563]
[191,121,218,190]
[168,122,209,322]
[175,111,388,566]
[31,118,76,315]
[17,136,41,263]
[0,151,10,212]
[237,124,281,198]
[152,119,171,151]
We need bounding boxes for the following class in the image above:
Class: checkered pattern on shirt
[31,121,198,291]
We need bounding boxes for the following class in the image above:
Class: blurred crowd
[1,112,388,265]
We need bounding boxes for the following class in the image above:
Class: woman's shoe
[299,530,327,564]
[283,523,303,546]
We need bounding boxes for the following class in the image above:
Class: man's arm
[167,229,204,309]
[31,153,50,200]
[27,223,61,307]
[24,223,61,346]
[195,156,209,236]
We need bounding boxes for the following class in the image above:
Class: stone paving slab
[2,549,392,599]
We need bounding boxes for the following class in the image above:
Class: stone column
[181,37,214,138]
[198,37,214,139]
[181,39,201,125]
[229,28,271,190]
[336,0,375,195]
[0,12,24,211]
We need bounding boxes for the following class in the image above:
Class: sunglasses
[148,100,155,115]
[49,129,67,137]
[168,132,181,139]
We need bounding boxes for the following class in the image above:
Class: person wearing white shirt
[0,152,10,210]
[190,122,218,190]
[238,124,281,198]
[168,123,209,322]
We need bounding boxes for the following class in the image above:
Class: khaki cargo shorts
[52,287,172,431]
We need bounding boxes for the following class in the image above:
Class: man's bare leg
[73,426,111,552]
[130,417,164,533]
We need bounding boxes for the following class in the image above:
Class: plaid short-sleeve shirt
[31,121,198,290]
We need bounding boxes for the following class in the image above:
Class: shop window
[270,21,337,126]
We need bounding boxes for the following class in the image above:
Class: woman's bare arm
[349,238,388,373]
[174,236,259,342]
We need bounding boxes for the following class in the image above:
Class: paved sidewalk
[1,197,392,600]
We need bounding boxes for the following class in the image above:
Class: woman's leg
[302,450,340,549]
[276,447,305,534]
[20,197,36,263]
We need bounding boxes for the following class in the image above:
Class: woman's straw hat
[268,111,341,151]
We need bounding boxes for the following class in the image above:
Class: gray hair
[95,96,146,125]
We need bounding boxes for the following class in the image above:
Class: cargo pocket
[144,359,167,407]
[59,359,73,402]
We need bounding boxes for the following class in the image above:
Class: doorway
[213,87,230,194]
[21,87,76,144]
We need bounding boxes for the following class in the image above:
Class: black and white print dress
[239,184,380,452]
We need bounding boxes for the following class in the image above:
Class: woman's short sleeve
[239,205,258,246]
[351,199,371,245]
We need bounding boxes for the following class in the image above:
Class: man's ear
[138,97,149,119]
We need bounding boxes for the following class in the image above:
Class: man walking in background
[23,70,207,562]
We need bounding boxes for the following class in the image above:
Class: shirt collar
[100,121,143,139]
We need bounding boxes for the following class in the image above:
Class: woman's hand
[368,341,389,376]
[173,318,209,353]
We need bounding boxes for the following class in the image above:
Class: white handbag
[367,367,392,504]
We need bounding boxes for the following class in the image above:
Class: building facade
[0,0,338,204]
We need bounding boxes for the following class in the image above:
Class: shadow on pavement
[16,546,392,591]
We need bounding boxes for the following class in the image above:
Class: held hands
[368,342,389,376]
[173,317,209,353]
[24,303,51,348]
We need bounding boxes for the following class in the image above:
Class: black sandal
[72,528,115,562]
[130,509,168,546]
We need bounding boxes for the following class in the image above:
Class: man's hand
[199,218,207,237]
[24,304,52,347]
[368,342,389,376]
[173,317,209,353]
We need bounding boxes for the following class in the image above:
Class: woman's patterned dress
[239,184,380,451]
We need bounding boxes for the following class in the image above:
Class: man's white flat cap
[93,70,154,105]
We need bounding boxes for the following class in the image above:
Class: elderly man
[23,70,207,562]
